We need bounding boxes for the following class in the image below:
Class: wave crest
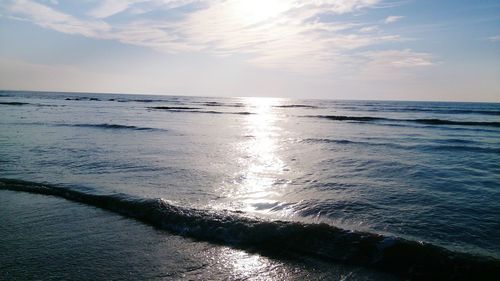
[66,123,164,131]
[1,178,498,280]
[311,115,500,128]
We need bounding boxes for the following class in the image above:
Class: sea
[1,90,499,280]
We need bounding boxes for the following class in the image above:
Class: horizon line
[1,89,499,104]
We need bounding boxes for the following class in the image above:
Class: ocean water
[1,91,499,280]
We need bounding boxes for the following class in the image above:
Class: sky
[0,0,499,102]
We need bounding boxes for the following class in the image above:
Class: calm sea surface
[1,91,499,280]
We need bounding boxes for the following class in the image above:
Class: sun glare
[218,97,288,214]
[230,0,291,24]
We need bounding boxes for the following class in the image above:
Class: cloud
[359,25,378,33]
[365,49,433,67]
[359,49,434,80]
[88,0,137,18]
[488,35,500,42]
[384,15,403,24]
[7,0,110,36]
[3,0,431,74]
[38,0,58,4]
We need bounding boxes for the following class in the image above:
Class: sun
[230,0,291,25]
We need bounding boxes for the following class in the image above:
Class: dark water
[1,91,499,280]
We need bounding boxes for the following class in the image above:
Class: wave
[105,98,186,104]
[303,138,500,154]
[0,101,30,106]
[0,101,62,107]
[65,97,101,101]
[303,138,358,145]
[311,115,500,128]
[131,99,166,103]
[274,104,319,109]
[194,110,254,115]
[63,123,164,131]
[383,107,500,116]
[149,106,202,110]
[196,101,246,108]
[343,106,500,116]
[433,138,478,145]
[1,178,498,281]
[150,106,254,115]
[412,118,500,127]
[406,108,500,116]
[313,115,384,122]
[420,145,500,154]
[303,138,411,152]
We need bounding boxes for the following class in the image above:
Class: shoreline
[0,189,399,281]
[2,179,499,281]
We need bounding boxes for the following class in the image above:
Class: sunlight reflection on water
[214,248,279,280]
[220,97,290,215]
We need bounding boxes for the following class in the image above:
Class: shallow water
[1,91,499,279]
[1,190,401,281]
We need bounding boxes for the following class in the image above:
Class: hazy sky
[0,0,499,101]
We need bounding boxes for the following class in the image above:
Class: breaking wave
[1,178,498,281]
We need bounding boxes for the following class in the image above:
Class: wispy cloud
[3,0,431,75]
[7,0,110,36]
[384,15,404,24]
[39,0,58,5]
[87,0,196,18]
[359,25,379,33]
[88,0,137,18]
[365,49,433,68]
[488,35,500,42]
[359,49,433,80]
